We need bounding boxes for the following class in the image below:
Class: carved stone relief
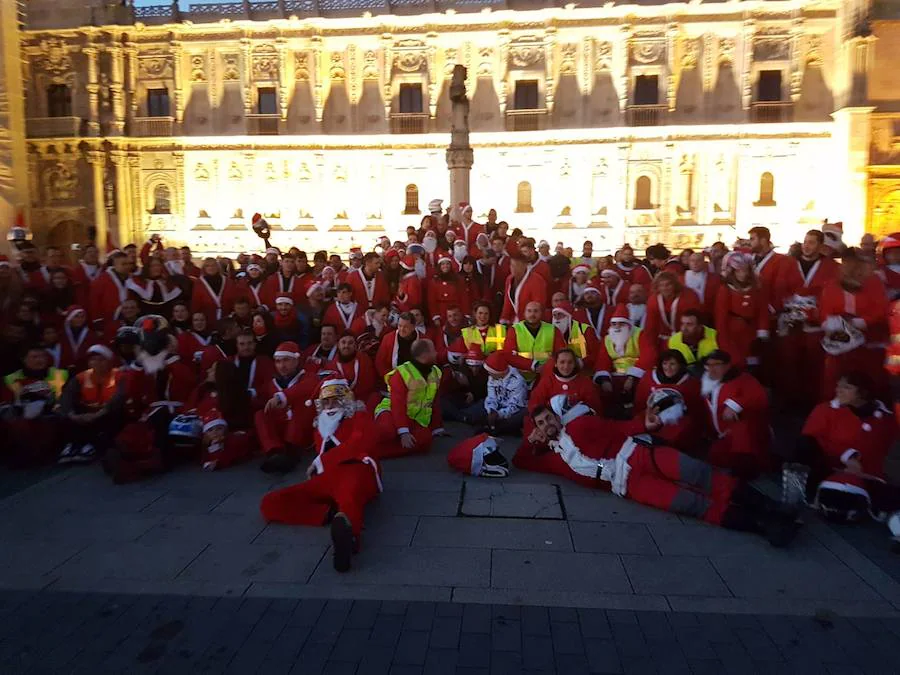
[265,162,277,182]
[719,38,735,66]
[630,40,665,66]
[330,53,346,80]
[222,54,240,81]
[294,52,310,80]
[138,51,173,79]
[754,31,790,61]
[190,54,207,82]
[444,49,458,76]
[394,51,425,73]
[363,50,379,80]
[38,39,72,77]
[477,48,493,77]
[509,41,544,69]
[43,162,79,202]
[595,41,612,72]
[681,39,700,69]
[194,163,209,181]
[228,162,242,181]
[806,35,823,67]
[252,45,279,81]
[559,44,577,75]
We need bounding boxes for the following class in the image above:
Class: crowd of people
[2,200,900,572]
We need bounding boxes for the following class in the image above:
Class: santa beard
[316,408,344,441]
[136,348,170,375]
[607,324,631,356]
[552,316,571,336]
[628,303,646,326]
[701,372,720,397]
[453,246,467,262]
[423,237,437,254]
[684,270,706,296]
[165,260,185,276]
[414,259,427,279]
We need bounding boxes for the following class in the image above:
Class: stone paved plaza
[2,424,900,673]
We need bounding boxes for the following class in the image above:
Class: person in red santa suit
[347,252,391,309]
[878,232,900,301]
[176,311,213,371]
[231,329,274,408]
[394,255,424,315]
[701,350,772,478]
[461,301,507,356]
[138,234,165,268]
[625,284,649,329]
[373,338,448,459]
[644,271,700,347]
[198,408,255,472]
[683,251,720,321]
[597,268,630,308]
[568,264,592,306]
[448,238,470,274]
[260,253,305,308]
[239,262,267,309]
[434,306,467,366]
[302,323,339,369]
[447,433,511,478]
[72,243,102,307]
[375,312,420,380]
[615,244,653,287]
[516,400,799,547]
[60,305,99,373]
[595,306,655,405]
[126,257,182,318]
[504,301,566,385]
[528,349,604,419]
[322,283,362,336]
[500,256,548,325]
[820,248,889,399]
[451,203,485,256]
[256,341,317,474]
[191,257,239,325]
[100,297,141,345]
[326,333,378,410]
[633,350,704,448]
[580,286,611,339]
[89,251,133,332]
[427,255,465,326]
[713,253,769,368]
[549,301,600,373]
[775,229,841,409]
[518,238,551,285]
[260,380,380,572]
[458,256,487,316]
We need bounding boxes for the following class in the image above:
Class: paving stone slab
[245,582,453,603]
[311,546,491,588]
[412,516,572,551]
[648,522,834,560]
[141,487,236,515]
[563,494,680,524]
[381,471,464,493]
[53,541,209,583]
[137,513,268,547]
[178,543,327,585]
[667,596,900,618]
[490,550,632,594]
[621,555,731,597]
[452,587,670,612]
[569,522,660,555]
[366,490,460,517]
[459,482,563,519]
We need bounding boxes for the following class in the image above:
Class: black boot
[331,512,355,573]
[723,498,800,548]
[721,504,763,534]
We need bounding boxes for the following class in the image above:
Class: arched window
[152,184,171,214]
[634,175,653,209]
[516,181,533,213]
[404,184,420,215]
[755,172,776,206]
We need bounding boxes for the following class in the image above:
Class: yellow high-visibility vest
[374,361,441,427]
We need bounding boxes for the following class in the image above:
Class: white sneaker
[202,460,218,472]
[73,444,96,464]
[58,443,78,464]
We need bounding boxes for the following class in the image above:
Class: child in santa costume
[713,253,769,368]
[199,408,255,472]
[260,379,380,573]
[518,398,798,547]
[60,305,99,373]
[255,341,316,474]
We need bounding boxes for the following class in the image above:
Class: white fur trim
[397,426,410,436]
[202,418,227,433]
[275,295,294,305]
[851,317,867,330]
[273,350,300,359]
[756,330,770,340]
[840,448,861,465]
[817,480,871,502]
[724,398,743,414]
[626,366,645,379]
[86,344,114,360]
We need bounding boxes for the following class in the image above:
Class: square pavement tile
[712,556,887,601]
[311,546,491,588]
[178,543,327,584]
[136,513,268,546]
[0,539,87,583]
[621,554,731,597]
[52,541,208,583]
[648,522,834,560]
[569,522,660,555]
[563,494,680,524]
[460,482,563,519]
[366,490,460,517]
[412,517,572,551]
[490,550,631,593]
[141,487,235,515]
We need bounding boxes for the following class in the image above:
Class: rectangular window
[398,83,424,113]
[47,84,72,117]
[757,70,782,102]
[633,75,659,105]
[146,88,170,117]
[257,87,277,115]
[513,80,539,110]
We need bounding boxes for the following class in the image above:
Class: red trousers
[259,464,380,540]
[776,330,825,409]
[201,432,256,470]
[254,408,313,455]
[823,347,888,402]
[373,413,433,459]
[706,423,770,479]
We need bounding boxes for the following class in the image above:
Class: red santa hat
[476,232,490,249]
[199,346,227,372]
[483,351,509,376]
[582,286,601,297]
[265,247,280,256]
[64,305,86,324]
[609,304,632,325]
[400,254,416,271]
[464,344,485,366]
[571,264,590,277]
[447,337,466,365]
[881,232,900,252]
[86,344,114,361]
[274,341,301,359]
[306,282,324,298]
[437,254,453,266]
[823,221,843,249]
[551,301,574,317]
[275,295,294,306]
[349,246,363,260]
[428,198,443,215]
[600,268,621,280]
[725,252,752,270]
[447,433,510,477]
[246,263,263,273]
[384,249,400,262]
[202,408,228,433]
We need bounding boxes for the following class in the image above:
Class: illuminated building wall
[13,0,880,255]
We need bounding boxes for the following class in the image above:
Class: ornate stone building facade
[5,0,882,255]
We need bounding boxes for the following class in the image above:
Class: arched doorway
[872,190,900,239]
[46,220,90,262]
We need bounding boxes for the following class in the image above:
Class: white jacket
[484,368,528,419]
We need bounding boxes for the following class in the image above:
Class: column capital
[85,149,106,165]
[109,150,128,165]
[127,154,140,168]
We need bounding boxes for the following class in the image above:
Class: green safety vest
[513,321,556,382]
[3,367,68,404]
[374,361,441,427]
[567,321,591,360]
[604,328,643,374]
[668,328,718,366]
[461,324,507,355]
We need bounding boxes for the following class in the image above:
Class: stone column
[312,36,324,122]
[171,40,184,131]
[831,106,874,244]
[740,20,755,116]
[240,38,252,117]
[544,28,556,114]
[446,65,473,206]
[86,150,109,251]
[276,38,289,123]
[109,150,130,248]
[126,43,138,127]
[83,43,100,136]
[128,154,142,241]
[108,43,126,134]
[0,0,29,249]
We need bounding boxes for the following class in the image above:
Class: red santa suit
[615,261,653,287]
[261,272,305,309]
[427,267,465,324]
[232,354,275,408]
[703,369,772,477]
[753,249,794,315]
[323,300,363,336]
[395,269,424,315]
[374,364,445,459]
[198,410,255,471]
[528,370,604,417]
[714,283,769,368]
[302,342,338,370]
[581,298,611,339]
[502,322,566,372]
[514,411,740,526]
[880,264,900,302]
[633,369,704,448]
[176,331,212,370]
[644,289,701,346]
[452,216,486,257]
[240,278,267,309]
[349,310,389,340]
[72,260,102,308]
[375,329,418,380]
[597,274,630,308]
[819,275,890,399]
[683,269,720,320]
[59,307,99,373]
[775,255,841,406]
[191,274,239,324]
[326,352,378,408]
[254,369,316,456]
[500,266,548,324]
[125,275,182,314]
[347,268,391,309]
[260,419,381,544]
[90,267,132,329]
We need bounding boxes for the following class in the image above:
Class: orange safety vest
[77,368,119,409]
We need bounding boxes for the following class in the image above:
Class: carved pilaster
[618,25,631,113]
[347,44,358,104]
[312,36,324,122]
[276,38,289,122]
[498,30,510,115]
[426,33,438,119]
[83,44,100,136]
[666,23,678,111]
[702,32,715,94]
[109,150,130,248]
[171,40,184,127]
[581,37,592,97]
[790,19,804,102]
[240,38,252,116]
[741,20,755,114]
[86,150,108,250]
[125,43,138,126]
[173,152,184,225]
[544,28,556,112]
[127,154,141,240]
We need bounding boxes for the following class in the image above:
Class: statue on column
[446,65,474,207]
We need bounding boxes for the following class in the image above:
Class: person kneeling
[260,379,379,572]
[519,398,798,547]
